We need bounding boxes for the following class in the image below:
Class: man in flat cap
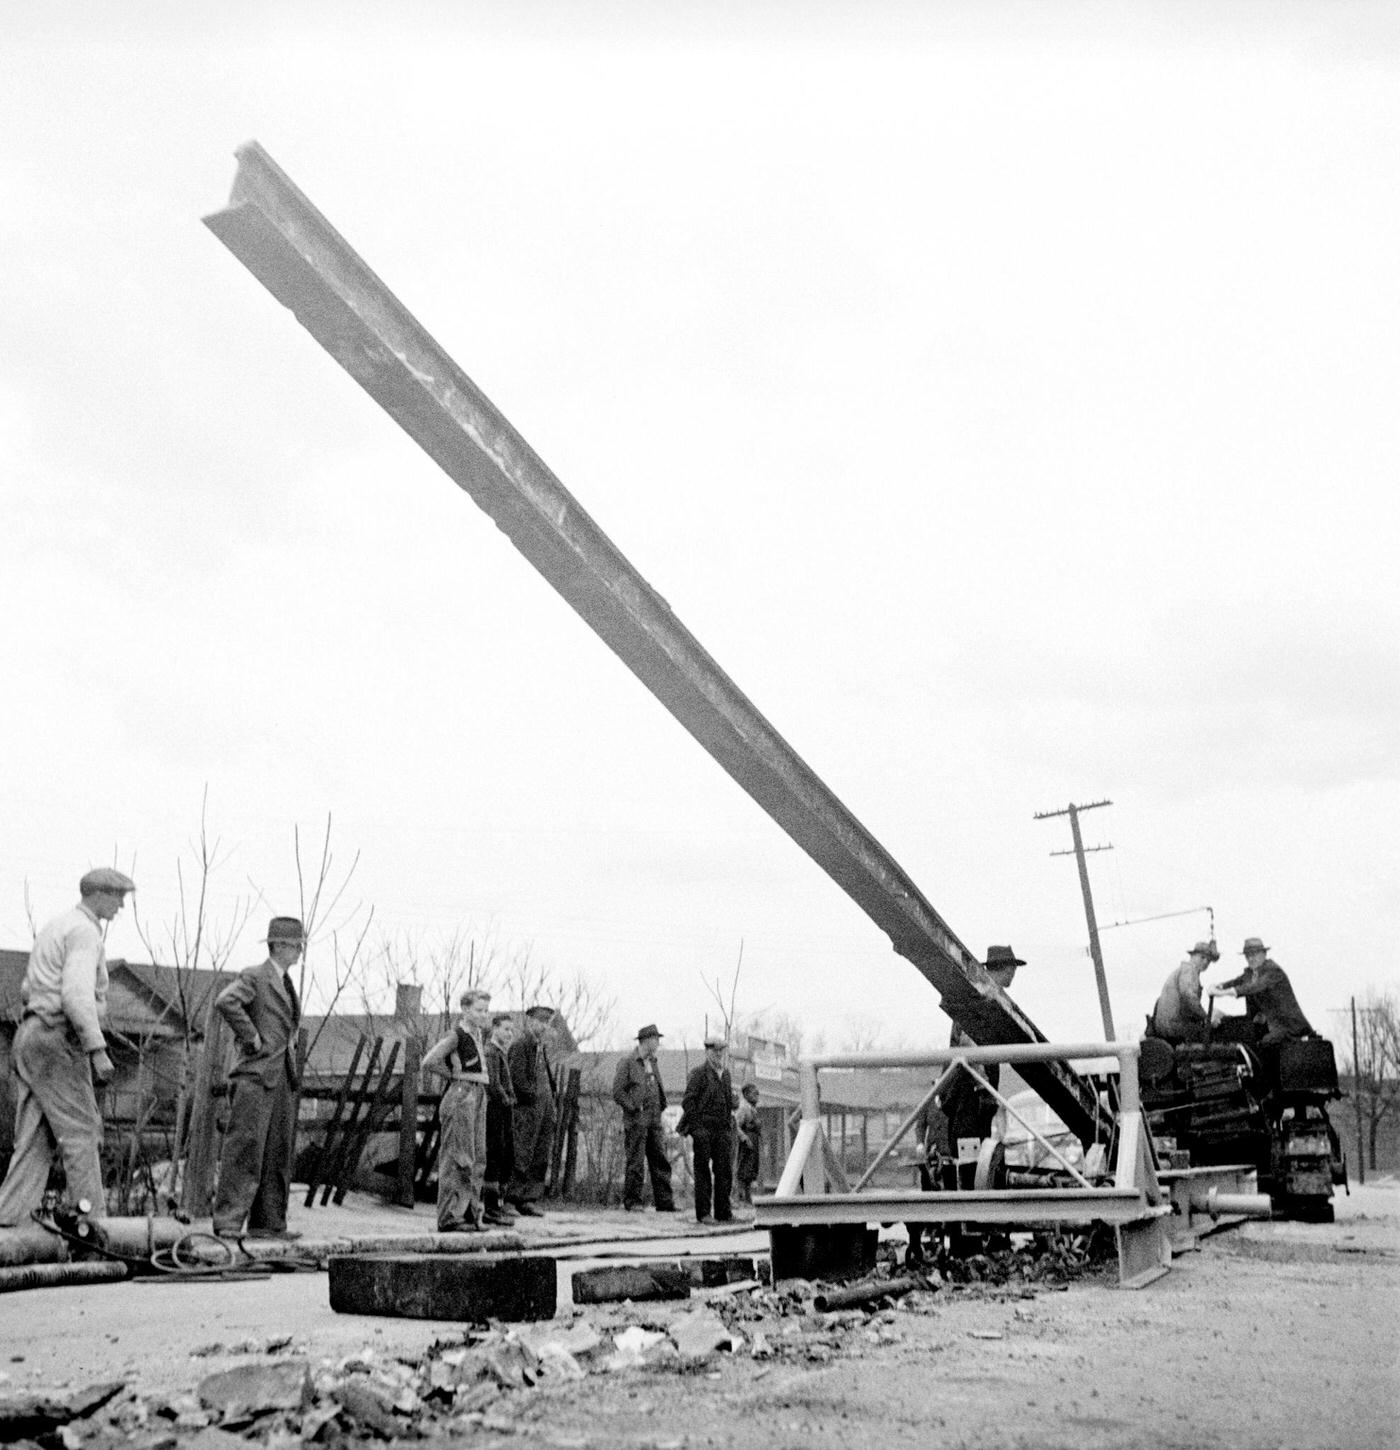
[507,1006,559,1216]
[1149,940,1220,1044]
[212,916,306,1240]
[678,1034,735,1224]
[1213,937,1316,1046]
[938,945,1024,1160]
[0,866,134,1226]
[612,1023,676,1213]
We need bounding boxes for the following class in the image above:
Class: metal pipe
[809,1042,1139,1071]
[1189,1188,1273,1220]
[812,1275,927,1312]
[0,1262,129,1293]
[799,1062,821,1121]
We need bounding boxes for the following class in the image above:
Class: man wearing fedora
[678,1034,736,1224]
[212,916,306,1240]
[611,1023,676,1213]
[0,866,134,1226]
[938,945,1024,1158]
[1150,940,1221,1044]
[1213,937,1316,1046]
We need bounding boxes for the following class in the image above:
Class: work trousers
[437,1081,487,1231]
[484,1101,514,1211]
[941,1070,998,1157]
[690,1127,734,1222]
[0,1017,106,1225]
[213,1072,295,1234]
[621,1115,675,1210]
[509,1095,556,1205]
[735,1137,760,1201]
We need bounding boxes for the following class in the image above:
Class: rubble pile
[916,1226,1117,1288]
[1,1238,1115,1447]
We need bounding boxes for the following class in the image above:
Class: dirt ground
[1,1181,1397,1450]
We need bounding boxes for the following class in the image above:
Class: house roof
[575,1048,801,1104]
[301,1008,580,1078]
[1,948,227,1038]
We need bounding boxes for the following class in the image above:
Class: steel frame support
[759,1041,1173,1287]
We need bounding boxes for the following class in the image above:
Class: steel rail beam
[203,141,1106,1142]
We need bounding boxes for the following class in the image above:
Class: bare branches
[702,939,744,1042]
[1340,988,1400,1176]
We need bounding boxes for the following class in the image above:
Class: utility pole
[1035,799,1115,1040]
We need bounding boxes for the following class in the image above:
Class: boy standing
[483,1013,517,1226]
[422,989,493,1233]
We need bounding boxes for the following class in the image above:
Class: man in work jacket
[1150,940,1220,1044]
[421,989,493,1232]
[507,1005,558,1215]
[1214,937,1316,1046]
[0,867,134,1225]
[212,916,305,1240]
[678,1034,735,1224]
[612,1023,676,1213]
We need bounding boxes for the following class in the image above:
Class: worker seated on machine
[1209,937,1317,1048]
[1209,936,1339,1099]
[1147,939,1219,1045]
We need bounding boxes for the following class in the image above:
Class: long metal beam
[203,141,1106,1142]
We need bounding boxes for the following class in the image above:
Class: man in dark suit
[679,1034,735,1224]
[212,916,305,1240]
[507,1005,558,1215]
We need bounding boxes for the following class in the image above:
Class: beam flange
[204,141,1106,1141]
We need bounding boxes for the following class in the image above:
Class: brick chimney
[394,982,423,1021]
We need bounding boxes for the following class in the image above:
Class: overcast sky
[2,2,1396,1054]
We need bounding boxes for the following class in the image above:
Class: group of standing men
[0,869,314,1240]
[421,993,561,1232]
[0,865,571,1241]
[612,1025,762,1224]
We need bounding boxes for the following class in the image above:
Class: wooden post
[288,1027,309,1186]
[549,1067,581,1197]
[321,1037,382,1206]
[304,1036,366,1207]
[180,1009,228,1218]
[332,1040,401,1205]
[396,1035,421,1208]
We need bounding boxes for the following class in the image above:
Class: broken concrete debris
[6,1243,1111,1446]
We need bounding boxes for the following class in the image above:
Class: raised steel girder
[204,141,1108,1143]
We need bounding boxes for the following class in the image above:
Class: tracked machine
[1139,1025,1345,1222]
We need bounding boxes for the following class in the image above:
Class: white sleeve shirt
[20,904,109,1051]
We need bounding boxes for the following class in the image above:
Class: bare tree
[506,943,614,1050]
[1342,990,1400,1176]
[287,815,375,1056]
[735,1007,824,1061]
[116,791,254,1213]
[701,941,745,1043]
